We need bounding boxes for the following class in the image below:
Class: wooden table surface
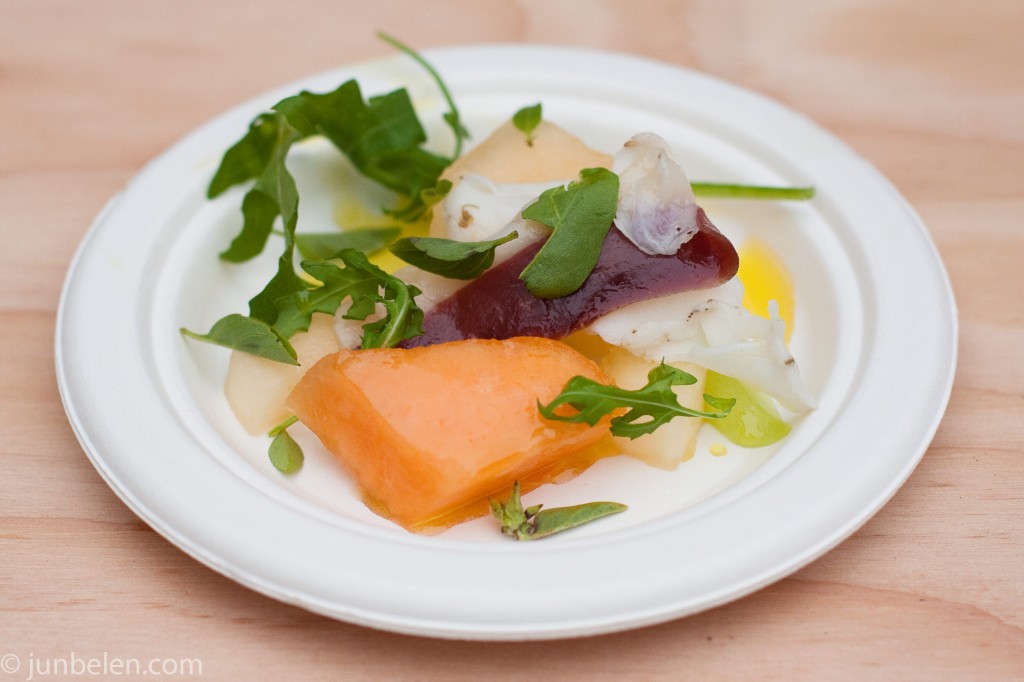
[3,1,1022,679]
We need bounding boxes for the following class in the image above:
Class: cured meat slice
[400,208,738,348]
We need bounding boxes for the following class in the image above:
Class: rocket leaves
[690,182,815,200]
[296,251,424,350]
[214,118,301,263]
[376,32,469,161]
[187,35,455,364]
[538,362,736,439]
[210,79,449,266]
[490,481,626,541]
[518,167,619,298]
[294,226,400,261]
[184,249,425,358]
[268,428,305,474]
[389,231,519,279]
[512,103,542,145]
[180,314,298,365]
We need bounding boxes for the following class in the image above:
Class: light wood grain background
[2,1,1022,679]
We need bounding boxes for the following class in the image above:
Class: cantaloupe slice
[286,337,613,530]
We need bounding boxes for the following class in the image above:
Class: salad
[182,35,815,539]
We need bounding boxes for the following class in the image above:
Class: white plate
[56,46,957,640]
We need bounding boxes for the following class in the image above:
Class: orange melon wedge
[286,337,613,531]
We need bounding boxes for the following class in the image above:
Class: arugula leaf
[271,262,371,339]
[266,410,303,474]
[690,182,815,200]
[538,362,736,439]
[269,249,424,347]
[377,32,470,160]
[268,428,304,473]
[215,111,304,265]
[208,114,287,199]
[180,314,298,365]
[295,226,400,260]
[318,84,451,200]
[388,178,454,223]
[196,34,455,372]
[184,248,424,365]
[389,231,519,279]
[421,178,452,206]
[519,168,619,298]
[358,271,424,350]
[268,415,298,436]
[512,103,542,146]
[490,481,626,541]
[210,57,459,264]
[205,104,312,324]
[248,240,308,327]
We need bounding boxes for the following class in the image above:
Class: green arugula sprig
[519,167,619,298]
[271,249,423,341]
[180,314,298,365]
[538,362,736,439]
[355,259,425,349]
[490,481,626,541]
[208,30,463,278]
[389,231,519,279]
[183,250,423,355]
[268,416,303,474]
[189,34,453,353]
[377,32,470,162]
[690,183,815,200]
[294,226,400,260]
[512,103,542,146]
[210,80,451,264]
[418,178,453,212]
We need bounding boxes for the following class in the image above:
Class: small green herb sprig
[294,226,400,261]
[539,362,735,439]
[181,314,299,365]
[183,249,424,354]
[389,231,519,279]
[690,183,815,200]
[268,416,303,474]
[519,167,620,298]
[512,103,542,146]
[490,481,626,540]
[377,32,470,164]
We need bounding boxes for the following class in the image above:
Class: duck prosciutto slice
[399,207,738,348]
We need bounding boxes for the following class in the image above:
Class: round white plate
[56,46,956,640]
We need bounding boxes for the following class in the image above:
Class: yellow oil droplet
[736,238,795,342]
[332,199,429,273]
[560,329,616,364]
[709,442,728,457]
[334,196,384,230]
